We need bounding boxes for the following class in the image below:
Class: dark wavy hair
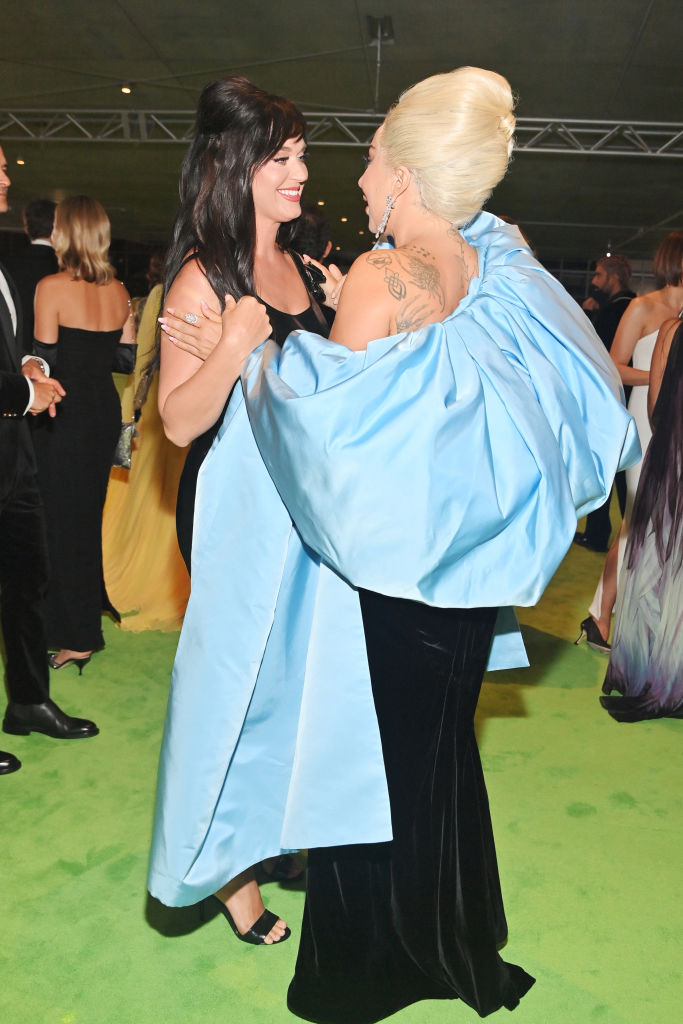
[628,320,683,573]
[164,75,306,309]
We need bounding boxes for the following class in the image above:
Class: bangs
[265,97,307,157]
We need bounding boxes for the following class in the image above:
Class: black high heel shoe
[48,653,91,675]
[574,617,611,654]
[200,894,291,945]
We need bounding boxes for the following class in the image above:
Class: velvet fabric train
[288,593,535,1022]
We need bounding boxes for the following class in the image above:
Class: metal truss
[1,109,682,157]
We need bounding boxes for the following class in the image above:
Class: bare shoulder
[105,276,131,308]
[165,256,214,309]
[359,245,446,332]
[612,293,652,346]
[34,271,66,311]
[35,271,66,294]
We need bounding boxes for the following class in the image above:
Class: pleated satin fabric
[148,213,639,910]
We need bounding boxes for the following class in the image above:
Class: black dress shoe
[2,699,99,739]
[573,532,609,554]
[0,750,21,774]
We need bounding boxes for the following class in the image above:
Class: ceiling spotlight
[317,200,325,207]
[121,83,132,95]
[16,155,25,166]
[359,230,365,235]
[340,217,348,223]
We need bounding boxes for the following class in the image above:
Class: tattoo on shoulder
[395,298,432,332]
[366,247,445,315]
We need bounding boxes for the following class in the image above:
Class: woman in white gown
[577,229,683,651]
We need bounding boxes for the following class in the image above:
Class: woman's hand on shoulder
[302,255,346,309]
[159,299,223,361]
[160,294,270,364]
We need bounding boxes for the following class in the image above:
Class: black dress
[175,256,333,571]
[32,325,122,650]
[287,594,535,1023]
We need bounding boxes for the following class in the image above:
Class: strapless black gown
[32,325,122,650]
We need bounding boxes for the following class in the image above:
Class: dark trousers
[583,469,627,550]
[0,475,50,705]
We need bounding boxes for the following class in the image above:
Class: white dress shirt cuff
[22,353,51,375]
[23,377,34,415]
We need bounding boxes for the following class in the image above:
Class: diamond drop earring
[375,194,395,239]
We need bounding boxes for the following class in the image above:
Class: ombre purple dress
[601,322,683,721]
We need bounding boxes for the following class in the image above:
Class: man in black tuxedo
[0,146,98,775]
[4,198,58,355]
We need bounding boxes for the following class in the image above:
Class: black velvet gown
[32,325,122,650]
[288,594,535,1023]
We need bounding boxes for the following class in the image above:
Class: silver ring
[183,312,199,325]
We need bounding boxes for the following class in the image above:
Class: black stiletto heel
[574,617,611,654]
[200,894,291,945]
[48,653,91,674]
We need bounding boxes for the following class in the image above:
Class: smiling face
[358,127,395,234]
[251,136,308,229]
[0,146,10,214]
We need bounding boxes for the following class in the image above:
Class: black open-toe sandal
[202,895,291,945]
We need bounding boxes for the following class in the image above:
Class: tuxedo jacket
[0,260,36,505]
[4,243,58,354]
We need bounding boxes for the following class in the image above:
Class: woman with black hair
[150,76,332,946]
[157,75,330,571]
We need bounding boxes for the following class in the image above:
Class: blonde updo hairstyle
[52,195,115,285]
[382,66,515,229]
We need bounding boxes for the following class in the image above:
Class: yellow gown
[102,284,190,631]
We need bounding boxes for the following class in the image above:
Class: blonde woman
[33,196,136,671]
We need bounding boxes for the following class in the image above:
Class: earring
[375,194,395,239]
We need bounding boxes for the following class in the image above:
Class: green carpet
[2,542,681,1024]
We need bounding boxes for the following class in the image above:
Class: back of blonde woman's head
[53,195,114,284]
[382,67,515,229]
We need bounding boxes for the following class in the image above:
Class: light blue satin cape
[148,213,639,906]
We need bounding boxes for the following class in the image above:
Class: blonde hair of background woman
[382,66,515,229]
[52,195,115,285]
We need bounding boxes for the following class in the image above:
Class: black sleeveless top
[176,252,333,571]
